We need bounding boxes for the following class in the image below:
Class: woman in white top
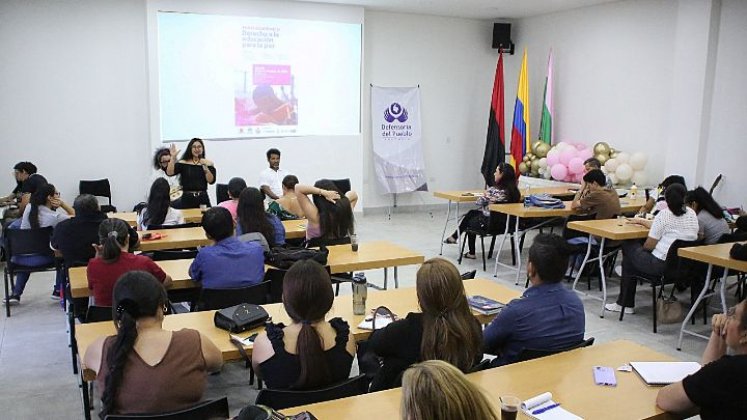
[150,147,181,201]
[137,178,184,230]
[686,187,730,245]
[606,184,699,314]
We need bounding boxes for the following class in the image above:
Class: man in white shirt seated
[258,148,290,202]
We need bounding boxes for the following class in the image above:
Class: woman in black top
[251,260,355,389]
[166,138,216,209]
[368,258,483,391]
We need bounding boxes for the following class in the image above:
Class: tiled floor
[0,210,726,418]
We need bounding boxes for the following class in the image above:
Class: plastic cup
[617,215,625,226]
[500,395,521,420]
[350,234,359,252]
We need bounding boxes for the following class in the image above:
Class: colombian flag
[510,49,530,172]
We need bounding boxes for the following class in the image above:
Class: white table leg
[719,267,729,314]
[513,216,523,285]
[571,234,594,291]
[598,237,608,318]
[677,264,713,350]
[493,215,512,277]
[439,199,453,255]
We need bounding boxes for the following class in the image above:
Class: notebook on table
[630,361,701,385]
[467,295,505,315]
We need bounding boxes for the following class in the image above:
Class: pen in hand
[532,403,561,415]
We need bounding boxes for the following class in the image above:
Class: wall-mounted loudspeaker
[492,23,514,54]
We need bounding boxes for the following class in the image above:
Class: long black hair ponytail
[97,218,130,263]
[99,271,167,419]
[28,183,55,229]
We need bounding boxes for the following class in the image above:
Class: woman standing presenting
[166,138,216,209]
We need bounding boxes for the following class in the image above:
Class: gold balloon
[530,160,540,171]
[610,152,618,159]
[523,155,530,163]
[533,141,542,151]
[593,142,610,156]
[518,162,529,174]
[595,153,609,164]
[535,143,550,158]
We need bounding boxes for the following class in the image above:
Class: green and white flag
[539,50,553,145]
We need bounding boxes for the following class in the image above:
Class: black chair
[146,222,201,230]
[303,237,352,295]
[132,202,147,213]
[3,227,58,317]
[192,281,270,312]
[330,179,352,194]
[468,359,493,373]
[458,212,516,271]
[619,239,702,333]
[514,337,596,363]
[255,374,369,410]
[460,270,477,280]
[85,306,113,323]
[216,183,229,204]
[105,397,229,420]
[80,179,116,213]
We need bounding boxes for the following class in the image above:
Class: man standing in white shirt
[258,148,290,201]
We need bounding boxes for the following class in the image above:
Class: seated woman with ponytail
[367,258,483,391]
[83,271,222,417]
[87,218,172,307]
[251,259,356,389]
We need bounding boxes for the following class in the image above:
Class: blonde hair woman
[401,360,499,420]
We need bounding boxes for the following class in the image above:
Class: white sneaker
[3,296,20,306]
[613,265,622,277]
[605,302,634,314]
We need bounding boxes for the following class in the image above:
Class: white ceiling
[291,0,622,20]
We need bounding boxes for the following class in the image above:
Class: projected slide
[157,12,362,141]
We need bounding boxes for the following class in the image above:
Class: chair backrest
[216,183,229,204]
[85,306,113,323]
[255,374,369,410]
[196,281,270,311]
[515,337,595,363]
[79,179,112,200]
[330,179,352,195]
[105,397,229,420]
[147,222,201,230]
[304,236,351,249]
[5,227,55,258]
[468,359,492,373]
[460,270,477,280]
[150,249,199,262]
[718,231,747,244]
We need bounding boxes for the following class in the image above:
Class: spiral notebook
[522,392,582,420]
[630,361,701,385]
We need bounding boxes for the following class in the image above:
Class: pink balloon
[550,164,568,180]
[578,148,593,160]
[575,143,587,151]
[546,154,560,166]
[568,157,585,174]
[559,149,576,165]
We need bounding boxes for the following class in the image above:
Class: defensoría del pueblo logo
[384,103,408,123]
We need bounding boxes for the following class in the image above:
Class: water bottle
[629,183,638,200]
[523,185,531,208]
[352,273,367,315]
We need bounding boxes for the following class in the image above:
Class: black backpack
[265,246,329,269]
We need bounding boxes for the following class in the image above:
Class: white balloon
[609,173,619,185]
[605,158,619,173]
[543,170,552,179]
[547,149,559,158]
[616,152,630,164]
[632,171,647,186]
[616,163,633,182]
[630,152,648,171]
[538,157,548,169]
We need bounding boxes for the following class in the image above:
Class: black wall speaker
[492,23,514,54]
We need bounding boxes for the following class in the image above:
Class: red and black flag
[480,51,505,187]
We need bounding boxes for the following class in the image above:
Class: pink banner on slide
[253,64,291,85]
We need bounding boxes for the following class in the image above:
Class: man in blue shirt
[484,233,585,366]
[189,206,265,289]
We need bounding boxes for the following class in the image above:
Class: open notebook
[522,392,582,420]
[630,361,701,385]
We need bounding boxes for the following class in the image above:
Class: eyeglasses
[53,192,61,197]
[727,306,737,320]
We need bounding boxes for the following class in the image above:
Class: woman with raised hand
[295,179,357,244]
[87,218,172,307]
[251,259,355,389]
[84,271,222,418]
[368,258,483,391]
[137,178,184,230]
[401,360,499,420]
[166,138,216,209]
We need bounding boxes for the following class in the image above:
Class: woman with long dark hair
[606,184,699,314]
[295,179,358,243]
[368,258,483,391]
[165,138,216,209]
[87,218,172,307]
[83,271,222,418]
[137,178,184,230]
[251,260,355,389]
[6,183,74,305]
[686,187,730,244]
[444,162,521,258]
[236,187,285,249]
[150,147,181,201]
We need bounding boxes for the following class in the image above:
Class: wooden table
[489,198,647,284]
[434,187,578,256]
[325,241,424,288]
[677,242,747,349]
[110,208,205,227]
[566,218,650,317]
[286,340,678,420]
[76,279,520,380]
[132,220,306,252]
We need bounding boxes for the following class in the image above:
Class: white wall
[363,11,497,208]
[508,0,678,187]
[0,0,150,208]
